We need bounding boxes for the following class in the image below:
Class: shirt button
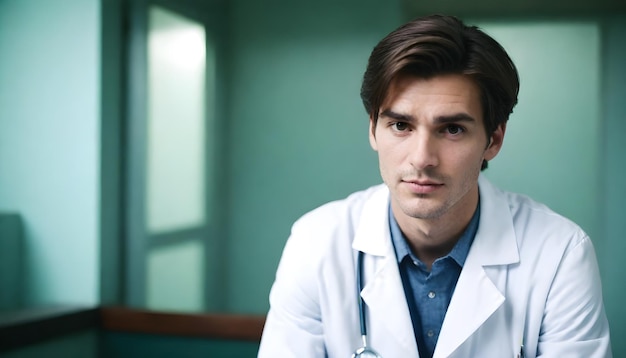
[427,330,434,337]
[428,291,436,299]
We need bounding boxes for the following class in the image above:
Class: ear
[484,122,506,161]
[368,117,378,151]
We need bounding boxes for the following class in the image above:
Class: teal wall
[224,0,402,313]
[0,214,23,309]
[100,0,124,306]
[0,0,100,306]
[481,21,601,240]
[2,331,98,358]
[600,16,626,356]
[103,332,259,358]
[1,330,258,358]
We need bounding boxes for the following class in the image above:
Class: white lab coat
[258,176,612,358]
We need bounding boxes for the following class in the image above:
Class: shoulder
[291,184,388,237]
[480,176,588,252]
[278,184,388,272]
[269,184,388,304]
[511,191,585,243]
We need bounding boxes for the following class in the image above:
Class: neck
[392,187,478,269]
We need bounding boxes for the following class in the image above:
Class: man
[258,15,612,358]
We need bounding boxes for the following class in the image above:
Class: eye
[445,124,464,135]
[393,122,409,131]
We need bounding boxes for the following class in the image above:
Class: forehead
[381,74,483,119]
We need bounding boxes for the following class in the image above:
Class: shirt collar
[388,200,481,268]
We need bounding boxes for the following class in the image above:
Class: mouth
[402,179,444,194]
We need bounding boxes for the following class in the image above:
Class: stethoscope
[352,250,383,358]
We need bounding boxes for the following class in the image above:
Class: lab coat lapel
[434,176,520,358]
[361,254,419,357]
[433,256,505,358]
[352,186,419,357]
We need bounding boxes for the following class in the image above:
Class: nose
[408,131,439,170]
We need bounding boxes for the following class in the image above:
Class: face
[369,74,505,223]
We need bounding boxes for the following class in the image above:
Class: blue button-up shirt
[389,203,480,358]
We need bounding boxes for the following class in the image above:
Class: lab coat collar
[351,185,391,256]
[471,174,520,266]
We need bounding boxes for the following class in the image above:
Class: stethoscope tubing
[354,251,383,358]
[357,250,367,336]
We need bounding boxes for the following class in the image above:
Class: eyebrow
[379,109,414,122]
[434,113,476,124]
[379,109,477,124]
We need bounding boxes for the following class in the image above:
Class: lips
[402,179,443,194]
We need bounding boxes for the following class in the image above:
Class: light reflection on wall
[146,7,206,234]
[145,6,207,312]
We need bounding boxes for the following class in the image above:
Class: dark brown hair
[360,15,519,170]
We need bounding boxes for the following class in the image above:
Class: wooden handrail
[100,306,266,342]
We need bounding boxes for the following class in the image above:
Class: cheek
[447,145,486,170]
[376,146,401,180]
[377,151,392,174]
[378,145,405,168]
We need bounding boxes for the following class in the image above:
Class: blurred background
[0,0,624,356]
